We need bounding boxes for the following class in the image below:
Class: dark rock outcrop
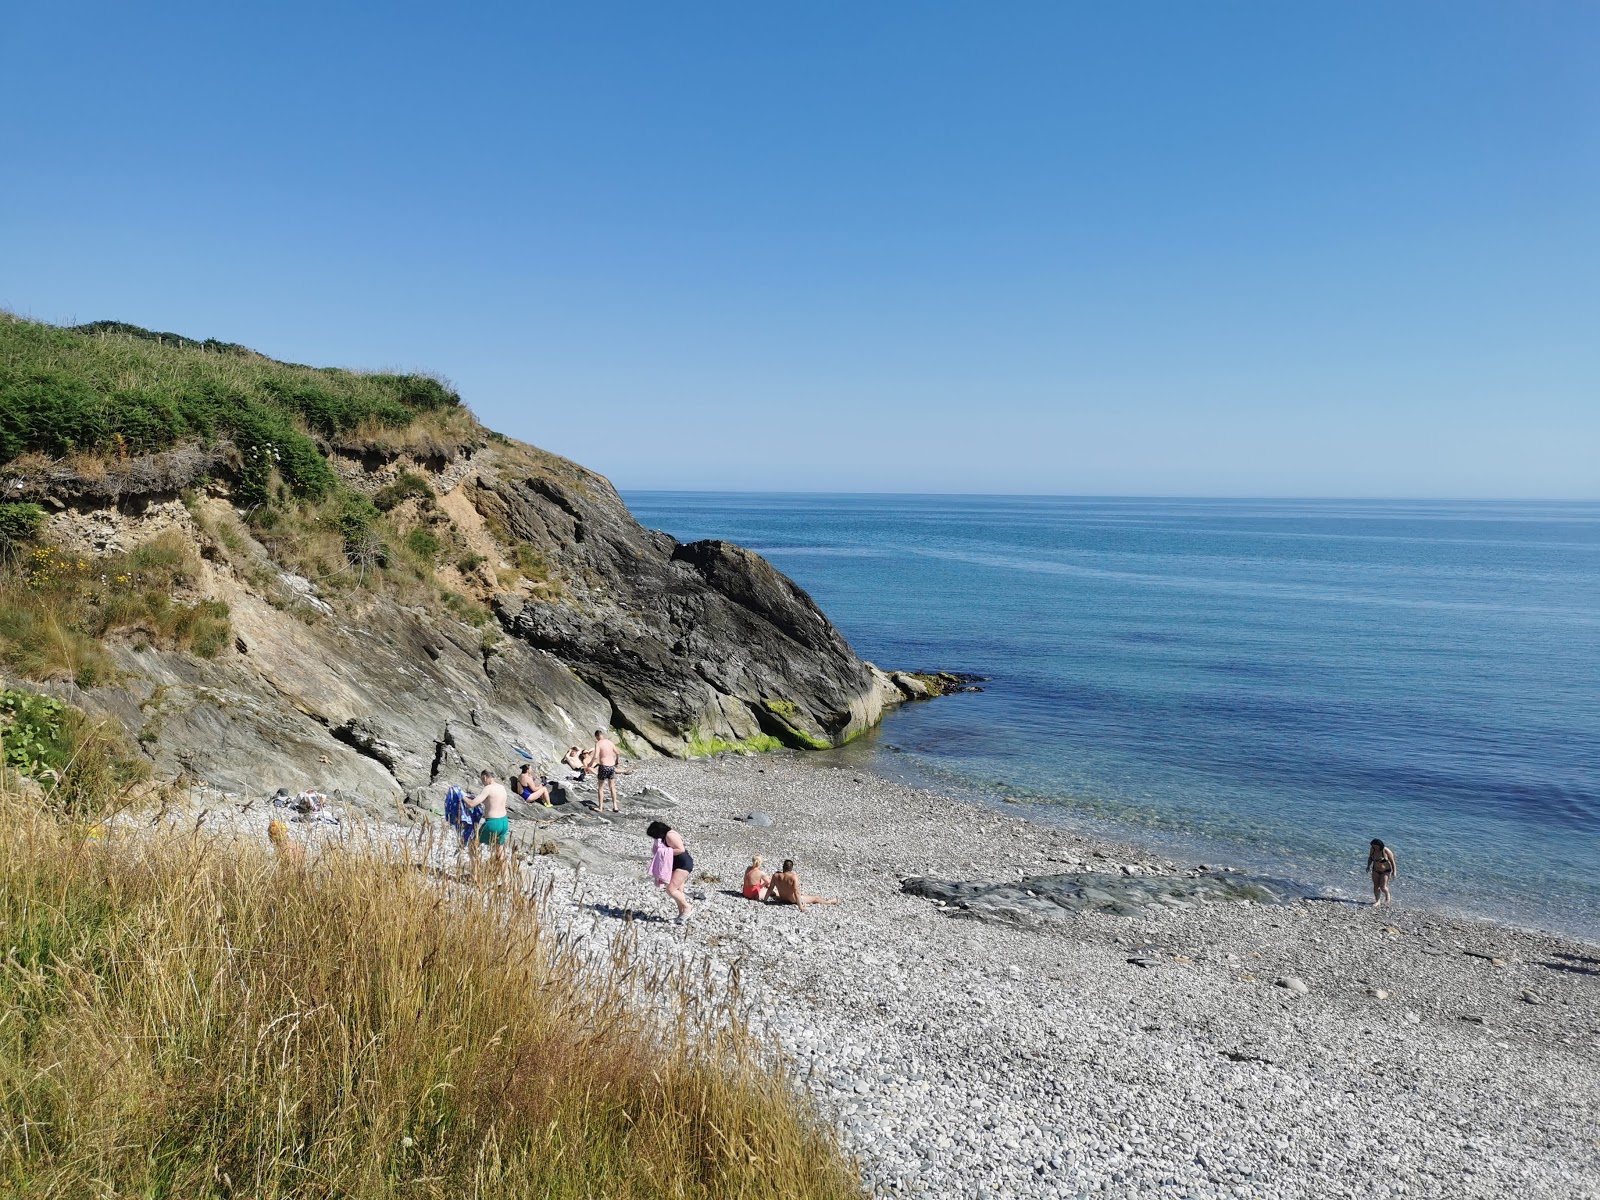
[902,871,1315,926]
[473,445,902,757]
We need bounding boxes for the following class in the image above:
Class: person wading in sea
[593,729,621,813]
[1367,838,1398,906]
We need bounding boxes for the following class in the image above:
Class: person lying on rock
[563,745,592,781]
[742,855,772,901]
[768,859,839,911]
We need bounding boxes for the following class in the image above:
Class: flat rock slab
[902,870,1313,926]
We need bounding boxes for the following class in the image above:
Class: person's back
[768,859,838,911]
[480,774,509,819]
[743,856,771,901]
[769,867,801,905]
[593,729,621,812]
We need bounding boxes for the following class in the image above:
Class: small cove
[627,493,1600,941]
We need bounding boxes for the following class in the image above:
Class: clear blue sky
[4,2,1597,497]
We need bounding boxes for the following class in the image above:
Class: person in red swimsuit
[742,855,772,901]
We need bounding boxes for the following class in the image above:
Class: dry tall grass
[0,800,860,1199]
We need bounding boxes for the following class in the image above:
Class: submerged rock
[901,870,1312,926]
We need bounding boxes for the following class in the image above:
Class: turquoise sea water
[626,495,1600,940]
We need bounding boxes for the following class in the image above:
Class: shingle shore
[545,753,1600,1200]
[212,753,1600,1199]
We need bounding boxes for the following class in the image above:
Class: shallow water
[626,494,1600,939]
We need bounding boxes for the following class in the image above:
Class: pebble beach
[528,753,1600,1200]
[219,751,1600,1199]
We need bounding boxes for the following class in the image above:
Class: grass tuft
[0,795,860,1199]
[0,534,232,684]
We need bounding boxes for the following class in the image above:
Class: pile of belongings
[271,787,341,824]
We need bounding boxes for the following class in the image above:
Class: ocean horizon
[627,492,1600,941]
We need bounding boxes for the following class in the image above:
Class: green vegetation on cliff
[0,688,148,812]
[0,313,460,505]
[0,788,859,1199]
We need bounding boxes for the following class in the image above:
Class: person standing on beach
[645,820,694,923]
[1367,838,1398,906]
[472,768,511,880]
[593,729,621,813]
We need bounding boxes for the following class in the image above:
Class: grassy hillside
[0,316,515,703]
[0,312,460,505]
[0,784,860,1199]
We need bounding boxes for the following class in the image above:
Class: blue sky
[4,2,1597,496]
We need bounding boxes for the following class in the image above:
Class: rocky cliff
[0,315,920,816]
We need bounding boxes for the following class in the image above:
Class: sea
[625,494,1600,941]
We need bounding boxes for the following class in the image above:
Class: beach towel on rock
[649,838,673,887]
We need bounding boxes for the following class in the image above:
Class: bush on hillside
[0,688,148,812]
[0,502,45,550]
[0,535,233,686]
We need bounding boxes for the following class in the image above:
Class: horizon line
[616,488,1600,504]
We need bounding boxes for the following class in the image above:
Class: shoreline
[530,750,1597,1199]
[847,731,1600,947]
[201,749,1600,1198]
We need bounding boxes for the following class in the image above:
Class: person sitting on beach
[742,855,772,902]
[516,762,552,808]
[1367,838,1398,906]
[593,729,621,813]
[768,859,839,911]
[645,820,694,923]
[563,745,592,781]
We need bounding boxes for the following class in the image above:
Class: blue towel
[444,785,482,845]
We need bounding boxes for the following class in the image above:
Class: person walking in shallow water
[1367,838,1398,906]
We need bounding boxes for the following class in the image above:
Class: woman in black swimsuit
[1367,838,1398,907]
[646,820,694,923]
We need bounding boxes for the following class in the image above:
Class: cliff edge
[0,314,916,815]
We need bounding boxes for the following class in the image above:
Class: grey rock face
[11,428,918,821]
[902,870,1313,926]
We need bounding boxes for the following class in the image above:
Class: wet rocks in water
[901,869,1311,925]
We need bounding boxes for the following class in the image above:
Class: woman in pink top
[646,820,694,924]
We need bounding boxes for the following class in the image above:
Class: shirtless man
[768,859,839,911]
[562,745,593,781]
[471,768,511,879]
[593,729,621,813]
